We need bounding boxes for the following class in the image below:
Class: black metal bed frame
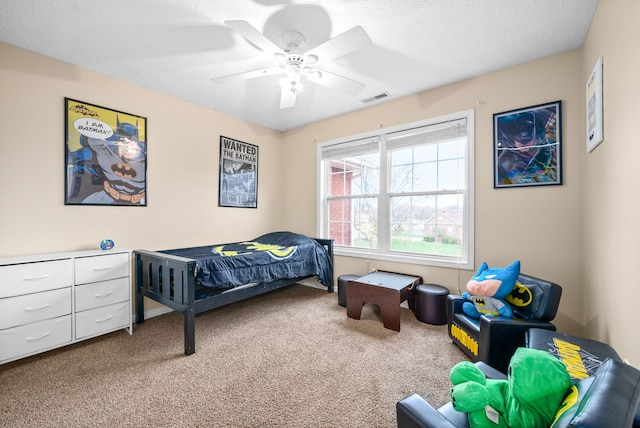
[134,238,334,355]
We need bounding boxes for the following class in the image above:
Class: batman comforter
[161,231,332,290]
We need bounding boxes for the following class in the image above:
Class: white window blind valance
[386,118,467,151]
[320,137,379,160]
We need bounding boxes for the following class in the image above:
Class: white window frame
[317,109,474,269]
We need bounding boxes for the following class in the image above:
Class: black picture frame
[218,136,258,208]
[65,98,147,205]
[493,100,562,188]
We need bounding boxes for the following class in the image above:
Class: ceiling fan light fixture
[304,54,318,66]
[307,70,322,80]
[284,65,301,82]
[280,77,300,94]
[274,53,287,68]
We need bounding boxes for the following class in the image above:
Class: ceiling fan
[212,20,372,109]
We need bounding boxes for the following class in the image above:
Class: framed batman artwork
[64,98,147,206]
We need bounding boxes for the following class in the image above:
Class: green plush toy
[450,361,509,428]
[450,348,572,428]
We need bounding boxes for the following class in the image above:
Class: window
[318,110,474,269]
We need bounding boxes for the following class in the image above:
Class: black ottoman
[337,274,360,307]
[414,284,449,325]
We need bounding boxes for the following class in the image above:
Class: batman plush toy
[462,260,520,318]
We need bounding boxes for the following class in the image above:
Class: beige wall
[2,0,638,366]
[581,0,640,365]
[0,42,285,314]
[282,50,585,337]
[0,41,284,257]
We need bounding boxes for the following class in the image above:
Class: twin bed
[134,232,334,355]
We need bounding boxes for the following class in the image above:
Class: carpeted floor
[0,284,468,427]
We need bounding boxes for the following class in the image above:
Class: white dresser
[0,249,132,364]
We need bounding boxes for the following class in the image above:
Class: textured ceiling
[0,0,598,131]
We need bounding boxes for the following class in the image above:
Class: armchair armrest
[552,359,640,428]
[396,394,460,428]
[397,362,505,428]
[447,294,465,322]
[479,316,556,373]
[475,361,507,379]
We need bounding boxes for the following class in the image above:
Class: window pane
[437,139,465,191]
[390,194,463,256]
[328,154,379,197]
[390,140,465,193]
[413,160,438,192]
[389,148,415,193]
[438,158,464,190]
[389,146,438,193]
[328,197,378,248]
[415,144,438,162]
[390,195,433,253]
[352,197,378,248]
[438,139,463,160]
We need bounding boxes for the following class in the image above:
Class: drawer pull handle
[94,291,114,298]
[93,266,113,271]
[25,274,51,281]
[25,332,51,342]
[95,315,114,324]
[25,303,51,312]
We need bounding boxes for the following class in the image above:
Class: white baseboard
[298,278,333,291]
[139,306,173,320]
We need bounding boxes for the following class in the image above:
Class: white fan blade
[308,70,365,96]
[211,67,280,84]
[280,86,297,109]
[307,26,372,61]
[225,20,284,54]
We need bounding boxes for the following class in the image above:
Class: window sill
[334,247,473,270]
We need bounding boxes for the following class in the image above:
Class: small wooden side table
[346,271,422,331]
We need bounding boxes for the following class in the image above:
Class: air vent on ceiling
[361,92,390,103]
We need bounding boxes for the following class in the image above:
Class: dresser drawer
[0,259,73,298]
[75,277,129,312]
[0,287,71,329]
[75,252,129,285]
[0,315,72,362]
[75,301,130,339]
